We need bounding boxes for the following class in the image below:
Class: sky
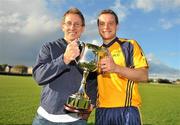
[0,0,180,70]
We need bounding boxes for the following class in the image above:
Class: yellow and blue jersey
[97,37,148,108]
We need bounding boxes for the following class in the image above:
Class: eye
[109,22,115,26]
[64,22,72,27]
[74,23,81,27]
[64,22,82,28]
[99,22,105,26]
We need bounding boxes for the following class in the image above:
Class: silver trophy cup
[64,42,106,113]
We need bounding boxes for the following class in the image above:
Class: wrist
[114,64,120,73]
[63,54,70,64]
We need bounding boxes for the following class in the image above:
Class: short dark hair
[97,9,119,25]
[62,7,85,26]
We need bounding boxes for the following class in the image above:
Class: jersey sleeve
[131,40,148,69]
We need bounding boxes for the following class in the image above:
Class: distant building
[149,73,180,82]
[5,65,12,73]
[175,79,180,84]
[27,66,32,75]
[10,65,28,74]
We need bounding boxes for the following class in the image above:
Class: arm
[33,40,80,85]
[114,66,148,82]
[100,56,148,82]
[33,43,69,85]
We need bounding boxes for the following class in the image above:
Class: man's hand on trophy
[100,50,117,73]
[64,39,80,64]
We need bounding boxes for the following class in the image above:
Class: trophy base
[64,94,93,113]
[66,94,91,110]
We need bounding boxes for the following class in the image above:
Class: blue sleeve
[32,43,70,85]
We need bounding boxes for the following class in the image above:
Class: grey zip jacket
[33,38,97,115]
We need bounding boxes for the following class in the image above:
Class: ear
[60,21,64,31]
[81,26,85,33]
[116,24,119,30]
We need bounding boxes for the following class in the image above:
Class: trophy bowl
[78,43,101,71]
[64,42,101,112]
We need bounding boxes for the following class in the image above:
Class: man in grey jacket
[32,8,97,125]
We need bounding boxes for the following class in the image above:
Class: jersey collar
[102,37,119,48]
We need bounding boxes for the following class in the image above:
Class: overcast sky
[0,0,180,70]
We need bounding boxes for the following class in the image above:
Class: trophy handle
[75,41,85,64]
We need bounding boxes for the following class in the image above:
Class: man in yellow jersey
[95,9,149,125]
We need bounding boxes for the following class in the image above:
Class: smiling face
[98,13,118,43]
[61,13,84,43]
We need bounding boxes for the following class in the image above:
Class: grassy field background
[0,75,180,125]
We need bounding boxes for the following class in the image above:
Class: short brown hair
[97,9,119,25]
[62,7,85,26]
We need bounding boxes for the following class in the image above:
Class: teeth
[69,32,75,35]
[103,31,110,35]
[103,31,110,33]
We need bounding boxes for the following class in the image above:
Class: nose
[104,23,110,29]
